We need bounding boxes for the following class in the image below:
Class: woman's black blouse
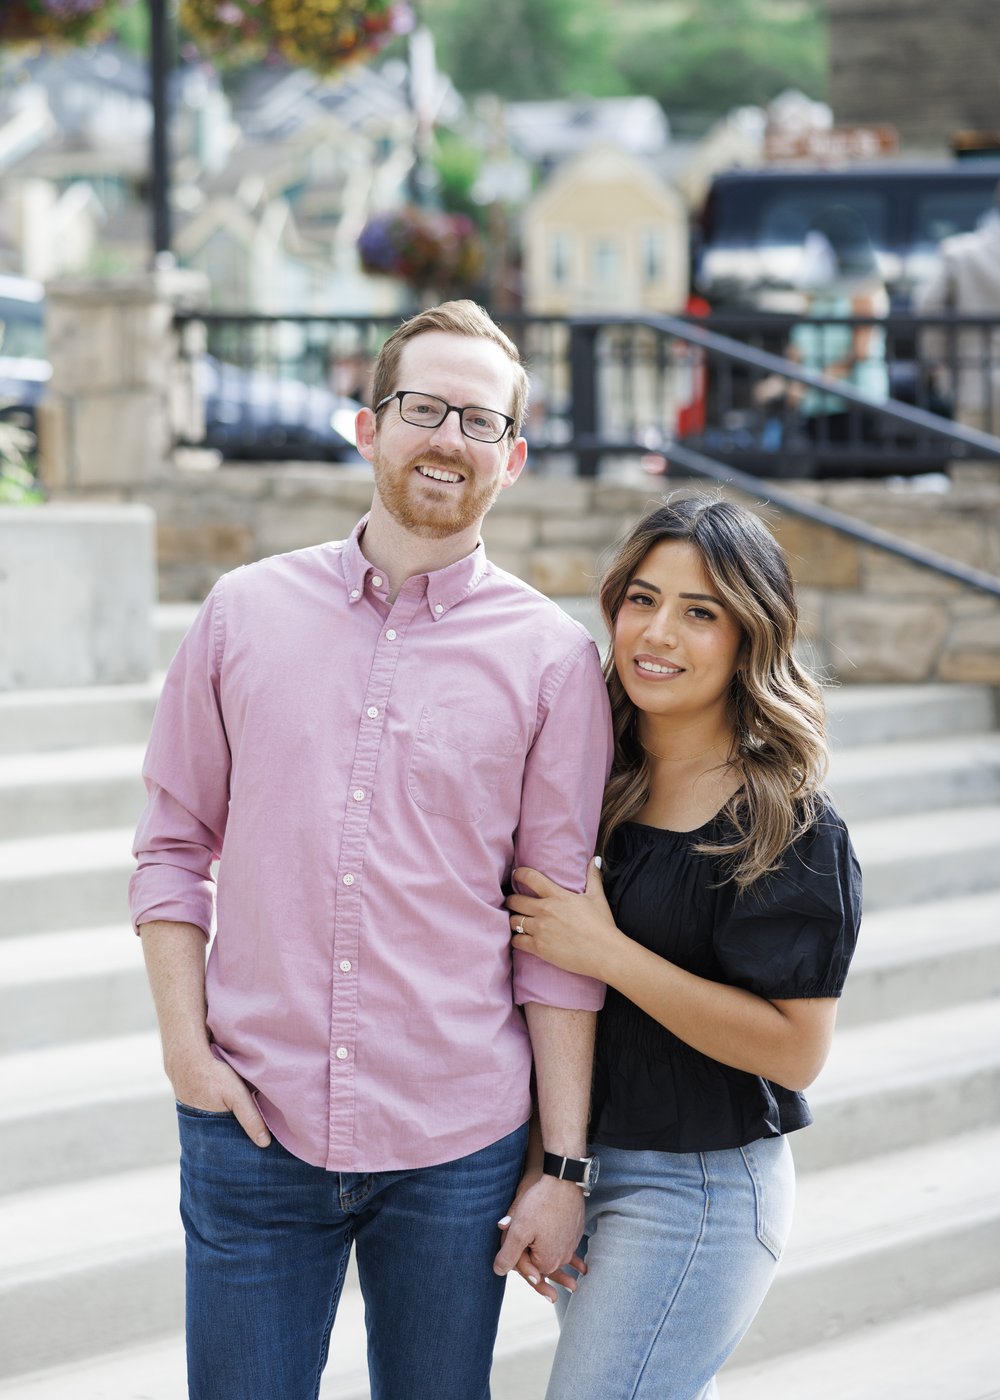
[591,802,862,1154]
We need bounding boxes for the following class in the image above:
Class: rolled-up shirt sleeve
[128,582,232,938]
[512,636,613,1011]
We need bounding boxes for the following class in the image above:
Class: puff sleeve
[713,806,862,1000]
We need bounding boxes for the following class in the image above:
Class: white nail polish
[593,856,603,869]
[528,1274,539,1285]
[498,1215,511,1226]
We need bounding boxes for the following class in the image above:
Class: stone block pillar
[37,269,208,492]
[0,504,156,689]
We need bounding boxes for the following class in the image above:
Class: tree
[422,0,626,100]
[615,0,826,128]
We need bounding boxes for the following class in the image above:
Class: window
[550,232,571,285]
[643,230,664,283]
[593,238,619,286]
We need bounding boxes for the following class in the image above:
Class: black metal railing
[172,307,1000,603]
[174,308,1000,480]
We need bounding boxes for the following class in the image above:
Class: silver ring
[514,918,526,935]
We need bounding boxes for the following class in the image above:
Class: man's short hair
[371,300,530,437]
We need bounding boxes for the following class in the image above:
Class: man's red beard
[371,443,506,540]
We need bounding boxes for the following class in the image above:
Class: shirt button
[335,1047,349,1060]
[367,707,379,719]
[385,629,397,641]
[350,589,360,599]
[352,789,365,802]
[339,960,352,973]
[434,603,444,614]
[372,575,383,588]
[342,873,355,886]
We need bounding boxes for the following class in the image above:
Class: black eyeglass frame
[373,391,516,444]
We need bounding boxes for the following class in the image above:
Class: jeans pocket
[739,1136,794,1263]
[176,1101,236,1119]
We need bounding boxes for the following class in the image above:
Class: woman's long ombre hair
[598,496,829,888]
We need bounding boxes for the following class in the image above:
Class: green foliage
[616,0,826,125]
[433,129,484,224]
[422,0,627,101]
[108,0,150,55]
[423,0,825,122]
[0,417,42,505]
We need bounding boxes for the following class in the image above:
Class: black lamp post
[148,0,173,263]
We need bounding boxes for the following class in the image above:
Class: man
[916,181,1000,435]
[130,300,613,1399]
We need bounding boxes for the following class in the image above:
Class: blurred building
[522,143,687,315]
[828,0,999,152]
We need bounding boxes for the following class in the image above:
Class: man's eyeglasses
[374,391,515,444]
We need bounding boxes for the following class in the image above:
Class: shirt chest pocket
[408,705,521,823]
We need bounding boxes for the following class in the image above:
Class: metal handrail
[566,313,1000,601]
[663,440,1000,601]
[575,312,1000,462]
[171,306,1000,600]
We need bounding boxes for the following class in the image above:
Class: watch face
[584,1154,600,1190]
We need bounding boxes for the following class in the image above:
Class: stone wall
[827,0,1000,151]
[51,461,1000,686]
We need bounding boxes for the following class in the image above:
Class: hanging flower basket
[0,0,115,45]
[179,0,412,76]
[358,208,484,293]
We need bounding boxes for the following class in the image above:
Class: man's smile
[416,464,465,484]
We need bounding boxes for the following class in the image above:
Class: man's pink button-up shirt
[130,519,613,1172]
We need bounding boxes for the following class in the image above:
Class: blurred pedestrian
[916,181,1000,436]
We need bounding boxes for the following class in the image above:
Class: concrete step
[828,732,1000,824]
[719,1287,1000,1400]
[848,802,1000,912]
[0,1032,174,1194]
[0,1253,560,1399]
[824,682,996,748]
[840,889,1000,1026]
[7,984,996,1197]
[0,683,158,757]
[740,1125,1000,1364]
[7,1126,998,1391]
[8,1278,999,1400]
[797,998,1000,1171]
[155,603,197,672]
[0,828,136,937]
[0,746,147,841]
[486,1124,1000,1388]
[0,925,153,1054]
[0,1164,183,1380]
[4,802,996,943]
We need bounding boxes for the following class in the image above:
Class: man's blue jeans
[177,1104,528,1400]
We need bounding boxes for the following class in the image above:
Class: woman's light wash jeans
[547,1136,795,1400]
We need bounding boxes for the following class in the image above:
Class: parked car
[194,355,364,463]
[0,275,49,433]
[693,162,1000,312]
[0,276,364,464]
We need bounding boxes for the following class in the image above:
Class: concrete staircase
[1,610,999,1398]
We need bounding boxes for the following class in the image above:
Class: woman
[506,496,862,1400]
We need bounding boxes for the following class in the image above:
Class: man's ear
[501,435,528,489]
[355,407,377,462]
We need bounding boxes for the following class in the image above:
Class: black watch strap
[542,1151,589,1185]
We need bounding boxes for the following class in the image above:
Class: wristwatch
[542,1151,600,1196]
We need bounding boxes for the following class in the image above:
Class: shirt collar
[341,514,488,620]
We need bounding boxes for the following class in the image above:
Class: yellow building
[522,143,689,316]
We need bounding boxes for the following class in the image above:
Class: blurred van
[693,163,1000,311]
